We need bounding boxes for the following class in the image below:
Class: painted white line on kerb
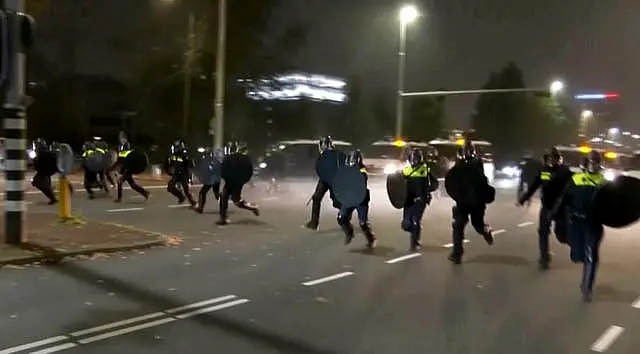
[631,296,640,309]
[175,299,250,319]
[517,221,534,227]
[386,253,421,264]
[442,240,471,248]
[165,295,237,314]
[493,229,506,235]
[0,336,68,354]
[107,208,144,213]
[302,272,354,286]
[590,325,624,352]
[29,343,77,354]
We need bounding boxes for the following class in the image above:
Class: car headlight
[258,162,267,169]
[27,150,36,159]
[501,166,517,176]
[604,170,615,181]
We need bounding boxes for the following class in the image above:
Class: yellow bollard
[58,176,71,220]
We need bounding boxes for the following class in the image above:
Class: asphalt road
[1,177,640,353]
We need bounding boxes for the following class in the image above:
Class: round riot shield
[221,154,253,185]
[332,166,367,208]
[36,150,58,176]
[123,150,149,175]
[484,183,496,204]
[592,175,640,228]
[315,150,346,185]
[386,172,407,209]
[56,143,74,176]
[194,155,221,185]
[84,151,106,172]
[444,166,462,202]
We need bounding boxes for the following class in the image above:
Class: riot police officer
[305,136,335,230]
[166,139,196,206]
[518,147,573,269]
[448,140,494,264]
[517,151,543,203]
[401,148,439,251]
[31,138,57,204]
[562,151,606,302]
[337,150,376,249]
[216,142,259,225]
[195,147,223,214]
[81,140,108,198]
[114,141,149,202]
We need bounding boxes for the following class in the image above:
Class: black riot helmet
[318,136,334,153]
[407,148,424,167]
[224,141,238,155]
[584,150,603,174]
[33,138,48,152]
[171,139,186,155]
[550,146,562,166]
[345,149,363,167]
[118,141,132,152]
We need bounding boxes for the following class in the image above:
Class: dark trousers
[84,169,109,197]
[116,173,148,201]
[569,215,604,294]
[219,182,255,219]
[402,200,427,245]
[168,174,195,204]
[198,182,221,209]
[308,180,330,225]
[32,173,56,202]
[538,206,569,261]
[451,204,489,256]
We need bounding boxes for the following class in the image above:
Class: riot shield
[386,172,407,209]
[444,166,461,202]
[56,143,74,176]
[592,175,640,228]
[84,151,107,172]
[123,150,149,175]
[315,150,346,185]
[331,166,367,209]
[194,155,221,185]
[221,154,253,185]
[483,183,496,204]
[35,150,58,177]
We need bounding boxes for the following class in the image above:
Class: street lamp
[395,4,419,139]
[581,110,593,120]
[550,80,564,95]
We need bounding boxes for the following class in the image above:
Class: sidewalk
[0,213,179,266]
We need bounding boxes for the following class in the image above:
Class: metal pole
[182,11,194,139]
[212,0,226,149]
[401,87,547,97]
[394,21,407,139]
[3,0,26,244]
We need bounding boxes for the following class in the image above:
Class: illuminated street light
[395,4,420,139]
[580,110,593,119]
[550,80,564,95]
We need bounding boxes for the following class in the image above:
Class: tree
[520,95,571,150]
[404,96,445,141]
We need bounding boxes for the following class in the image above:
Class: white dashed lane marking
[631,296,640,309]
[492,229,506,235]
[590,325,624,352]
[107,208,144,213]
[302,272,354,286]
[442,240,470,248]
[385,253,421,264]
[517,221,534,227]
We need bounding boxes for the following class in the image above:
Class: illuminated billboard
[237,73,347,104]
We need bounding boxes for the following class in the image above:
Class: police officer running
[81,140,109,199]
[517,151,543,206]
[561,151,606,302]
[114,142,149,202]
[195,147,223,214]
[518,147,572,269]
[31,138,57,204]
[305,136,335,231]
[166,139,196,207]
[401,148,439,252]
[216,142,260,225]
[337,150,377,249]
[448,141,494,264]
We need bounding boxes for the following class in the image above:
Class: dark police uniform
[31,138,57,204]
[337,151,376,249]
[216,143,259,225]
[305,136,335,231]
[517,155,543,204]
[115,142,149,202]
[449,143,494,264]
[82,142,110,198]
[519,150,572,269]
[195,148,223,214]
[563,154,606,302]
[402,149,439,252]
[166,142,196,206]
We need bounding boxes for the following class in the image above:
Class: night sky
[33,0,640,130]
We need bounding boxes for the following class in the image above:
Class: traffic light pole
[2,0,27,244]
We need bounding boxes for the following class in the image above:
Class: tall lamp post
[212,0,227,149]
[395,4,419,139]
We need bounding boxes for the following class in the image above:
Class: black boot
[342,224,355,245]
[237,200,259,216]
[305,199,321,230]
[360,224,377,249]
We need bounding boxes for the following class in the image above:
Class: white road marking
[0,201,32,206]
[0,183,203,196]
[590,325,624,352]
[0,336,68,354]
[28,343,77,354]
[70,312,165,337]
[167,204,191,208]
[492,229,506,235]
[106,208,144,213]
[631,296,640,309]
[302,272,354,286]
[77,318,176,345]
[261,196,279,201]
[175,299,250,319]
[517,221,534,227]
[165,295,237,314]
[442,240,471,248]
[386,253,421,264]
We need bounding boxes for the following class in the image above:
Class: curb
[0,236,168,267]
